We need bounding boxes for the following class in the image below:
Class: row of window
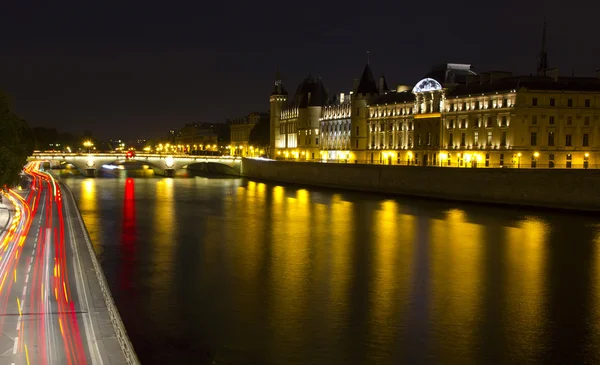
[449,98,510,112]
[532,97,592,107]
[530,132,589,147]
[449,116,508,129]
[449,131,498,147]
[532,115,591,125]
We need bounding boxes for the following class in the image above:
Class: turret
[351,62,379,161]
[269,70,287,157]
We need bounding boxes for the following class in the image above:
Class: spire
[536,17,548,76]
[366,50,371,65]
[379,74,389,93]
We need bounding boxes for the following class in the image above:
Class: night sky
[1,1,598,140]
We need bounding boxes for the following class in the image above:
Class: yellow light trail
[13,268,16,283]
[17,298,22,316]
[0,272,8,293]
[58,318,64,335]
[63,282,68,302]
[54,287,58,301]
[25,343,30,365]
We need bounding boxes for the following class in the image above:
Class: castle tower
[536,17,548,76]
[351,59,379,161]
[269,70,287,158]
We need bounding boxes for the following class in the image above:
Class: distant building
[174,123,218,151]
[230,112,269,156]
[269,22,600,168]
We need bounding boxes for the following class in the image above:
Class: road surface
[0,162,105,365]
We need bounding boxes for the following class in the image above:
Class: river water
[63,176,600,364]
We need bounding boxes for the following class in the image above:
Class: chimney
[379,76,385,93]
[547,68,559,81]
[353,78,359,92]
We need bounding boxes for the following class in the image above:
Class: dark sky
[0,1,598,140]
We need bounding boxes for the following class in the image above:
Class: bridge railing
[31,152,242,162]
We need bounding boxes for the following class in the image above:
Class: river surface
[62,176,600,365]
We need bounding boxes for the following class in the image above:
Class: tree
[248,117,270,152]
[0,93,33,189]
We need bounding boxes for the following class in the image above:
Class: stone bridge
[30,152,242,177]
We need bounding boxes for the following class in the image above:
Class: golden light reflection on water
[152,179,175,290]
[79,179,101,253]
[369,200,401,354]
[504,217,547,359]
[430,208,483,363]
[369,201,416,358]
[236,181,265,287]
[269,185,311,351]
[591,225,600,360]
[326,195,352,339]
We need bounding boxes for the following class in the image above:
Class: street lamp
[83,140,94,153]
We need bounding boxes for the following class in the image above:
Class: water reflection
[62,177,600,365]
[78,179,101,253]
[429,209,483,364]
[120,178,137,291]
[503,218,547,363]
[149,178,176,330]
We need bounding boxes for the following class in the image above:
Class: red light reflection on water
[120,178,136,291]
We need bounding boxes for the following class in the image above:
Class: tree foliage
[0,93,33,189]
[248,117,270,148]
[32,127,78,151]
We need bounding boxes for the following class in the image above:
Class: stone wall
[241,158,600,211]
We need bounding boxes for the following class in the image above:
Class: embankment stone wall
[241,158,600,211]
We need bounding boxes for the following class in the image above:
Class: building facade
[174,123,219,152]
[269,63,600,168]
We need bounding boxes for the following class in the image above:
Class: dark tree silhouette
[0,93,33,188]
[248,118,270,152]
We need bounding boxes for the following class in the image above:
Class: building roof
[425,63,477,85]
[371,91,415,105]
[356,64,379,94]
[292,74,328,107]
[447,75,600,97]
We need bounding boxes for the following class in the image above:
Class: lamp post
[517,152,522,168]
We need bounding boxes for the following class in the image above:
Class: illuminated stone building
[365,67,600,168]
[269,30,600,168]
[270,73,327,160]
[230,112,268,156]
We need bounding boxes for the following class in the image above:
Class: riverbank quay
[59,180,140,365]
[241,158,600,212]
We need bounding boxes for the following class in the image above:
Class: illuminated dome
[412,78,443,93]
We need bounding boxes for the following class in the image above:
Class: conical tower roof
[356,63,378,94]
